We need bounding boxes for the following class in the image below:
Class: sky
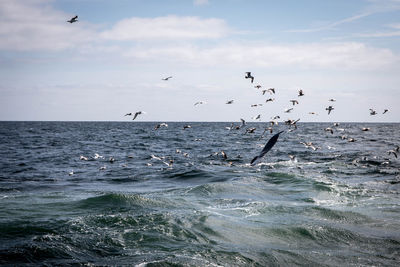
[0,0,399,122]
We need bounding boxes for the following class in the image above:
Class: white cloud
[100,15,230,41]
[0,0,95,51]
[125,42,398,70]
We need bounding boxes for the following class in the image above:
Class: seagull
[309,112,318,115]
[226,100,234,104]
[300,141,319,151]
[259,127,274,139]
[383,109,389,114]
[80,155,88,161]
[124,112,132,116]
[221,150,227,160]
[369,109,377,115]
[290,100,299,106]
[326,106,334,115]
[67,15,78,23]
[251,104,263,107]
[154,123,168,130]
[162,76,173,81]
[251,131,284,165]
[298,89,304,97]
[183,125,192,130]
[272,115,280,120]
[267,88,276,94]
[362,127,370,131]
[325,127,334,134]
[132,111,143,120]
[109,157,115,163]
[194,101,206,106]
[254,85,262,89]
[252,114,261,120]
[265,98,275,103]
[245,72,254,83]
[285,108,293,113]
[240,118,246,128]
[387,150,398,158]
[329,98,336,102]
[68,170,74,176]
[262,89,267,95]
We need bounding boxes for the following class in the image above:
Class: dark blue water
[1,121,399,266]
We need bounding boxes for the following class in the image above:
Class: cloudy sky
[1,0,399,122]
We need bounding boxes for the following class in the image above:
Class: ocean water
[0,121,399,266]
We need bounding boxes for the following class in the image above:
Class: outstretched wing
[251,131,284,165]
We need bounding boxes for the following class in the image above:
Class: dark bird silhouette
[369,109,377,115]
[67,15,78,23]
[245,72,254,83]
[124,112,132,116]
[298,89,304,97]
[251,131,284,166]
[267,88,276,94]
[290,100,299,105]
[326,106,334,115]
[254,85,262,89]
[226,100,234,104]
[162,76,173,80]
[132,111,143,120]
[383,109,389,114]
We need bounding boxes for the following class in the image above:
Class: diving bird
[250,131,284,166]
[326,106,334,115]
[245,72,254,83]
[67,15,78,23]
[132,111,143,120]
[162,76,173,81]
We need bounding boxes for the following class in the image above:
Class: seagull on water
[154,123,168,130]
[245,72,254,83]
[183,125,192,130]
[67,15,78,23]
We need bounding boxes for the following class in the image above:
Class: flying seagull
[226,100,234,104]
[67,15,78,23]
[245,72,254,83]
[267,88,276,94]
[124,112,132,116]
[383,109,389,114]
[290,100,299,105]
[250,131,284,166]
[326,106,334,115]
[162,76,173,81]
[132,111,143,120]
[369,109,377,115]
[194,101,206,106]
[298,89,304,97]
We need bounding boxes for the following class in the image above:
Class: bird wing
[250,131,284,165]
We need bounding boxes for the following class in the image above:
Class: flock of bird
[66,15,397,174]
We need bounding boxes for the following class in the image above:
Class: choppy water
[0,121,399,266]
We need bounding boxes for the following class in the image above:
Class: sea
[0,121,399,266]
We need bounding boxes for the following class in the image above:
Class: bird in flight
[226,100,234,104]
[67,15,78,23]
[383,109,389,114]
[245,72,254,83]
[124,112,132,116]
[267,88,276,94]
[132,111,143,120]
[162,76,173,81]
[194,101,206,106]
[326,106,334,115]
[369,109,377,115]
[290,100,299,106]
[298,89,304,97]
